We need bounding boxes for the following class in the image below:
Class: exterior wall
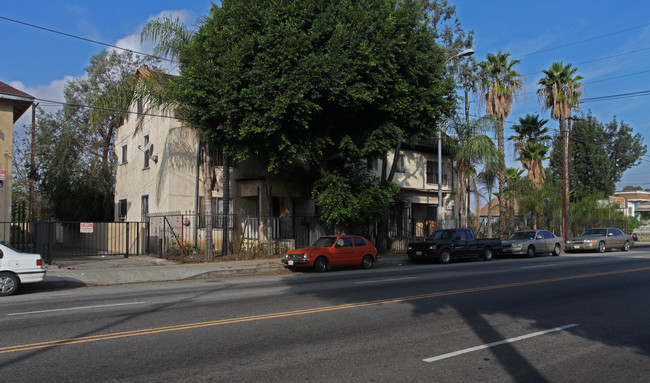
[0,101,13,225]
[114,102,204,221]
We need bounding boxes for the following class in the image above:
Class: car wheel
[0,272,19,296]
[598,241,606,253]
[482,247,493,261]
[361,255,374,269]
[313,257,328,272]
[439,250,452,264]
[623,241,630,252]
[526,245,535,258]
[552,243,561,256]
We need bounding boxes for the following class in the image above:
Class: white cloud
[10,77,80,129]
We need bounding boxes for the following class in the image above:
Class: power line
[516,22,650,58]
[32,97,182,121]
[0,15,174,63]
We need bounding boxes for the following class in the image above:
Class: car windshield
[312,237,337,248]
[582,229,607,236]
[509,232,535,240]
[428,230,454,241]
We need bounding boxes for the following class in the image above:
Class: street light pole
[438,49,474,229]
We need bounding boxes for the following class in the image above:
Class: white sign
[80,223,94,233]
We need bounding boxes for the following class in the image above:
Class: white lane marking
[7,302,147,316]
[423,324,579,363]
[356,277,417,284]
[521,263,558,269]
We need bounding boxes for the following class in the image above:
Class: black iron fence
[0,221,148,263]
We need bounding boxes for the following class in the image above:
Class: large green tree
[479,51,522,235]
[34,50,151,220]
[174,0,459,233]
[549,113,647,198]
[508,114,551,185]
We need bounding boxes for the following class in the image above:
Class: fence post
[125,223,129,258]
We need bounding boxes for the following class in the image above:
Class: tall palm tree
[450,116,500,228]
[477,151,505,237]
[478,168,498,238]
[479,51,523,235]
[140,16,227,259]
[537,61,583,240]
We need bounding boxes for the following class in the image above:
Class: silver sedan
[566,227,632,253]
[502,230,563,257]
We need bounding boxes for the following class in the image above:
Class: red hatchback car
[282,235,378,272]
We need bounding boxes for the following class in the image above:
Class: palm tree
[479,51,523,235]
[537,61,583,240]
[508,114,551,186]
[449,116,500,228]
[478,169,499,238]
[517,141,550,185]
[477,151,505,237]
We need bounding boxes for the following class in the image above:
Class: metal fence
[148,212,334,261]
[0,221,149,263]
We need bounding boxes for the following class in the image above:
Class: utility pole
[29,103,38,221]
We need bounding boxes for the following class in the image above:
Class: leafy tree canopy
[173,0,462,229]
[34,50,153,220]
[549,112,647,199]
[175,0,456,170]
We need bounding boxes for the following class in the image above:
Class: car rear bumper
[17,269,46,284]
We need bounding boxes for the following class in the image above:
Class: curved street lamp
[438,48,475,229]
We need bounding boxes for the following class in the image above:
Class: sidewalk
[42,253,413,289]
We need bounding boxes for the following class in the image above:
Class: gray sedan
[566,227,632,253]
[502,230,563,257]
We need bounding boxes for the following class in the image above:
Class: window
[121,144,128,164]
[456,231,467,241]
[367,158,379,172]
[353,237,367,247]
[141,195,149,222]
[143,134,150,168]
[396,154,405,173]
[119,199,128,219]
[426,161,447,185]
[426,161,435,184]
[336,237,353,247]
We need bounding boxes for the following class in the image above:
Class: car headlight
[512,243,524,248]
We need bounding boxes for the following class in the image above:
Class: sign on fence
[80,222,94,233]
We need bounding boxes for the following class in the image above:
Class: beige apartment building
[0,81,34,228]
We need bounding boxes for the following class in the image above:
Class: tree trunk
[204,142,213,260]
[497,115,506,237]
[221,155,230,256]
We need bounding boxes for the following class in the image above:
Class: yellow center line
[3,266,650,354]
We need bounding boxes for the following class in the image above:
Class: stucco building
[0,81,34,228]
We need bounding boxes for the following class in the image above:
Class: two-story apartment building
[114,66,456,253]
[0,81,34,230]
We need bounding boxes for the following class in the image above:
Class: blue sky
[2,1,649,190]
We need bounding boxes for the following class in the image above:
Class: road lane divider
[423,324,579,362]
[2,266,649,355]
[7,302,148,316]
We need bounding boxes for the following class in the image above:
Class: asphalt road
[2,249,650,382]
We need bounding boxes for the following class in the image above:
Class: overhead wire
[0,15,174,63]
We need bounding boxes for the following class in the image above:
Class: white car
[0,243,46,296]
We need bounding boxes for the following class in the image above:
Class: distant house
[114,66,457,252]
[0,81,34,229]
[611,191,650,219]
